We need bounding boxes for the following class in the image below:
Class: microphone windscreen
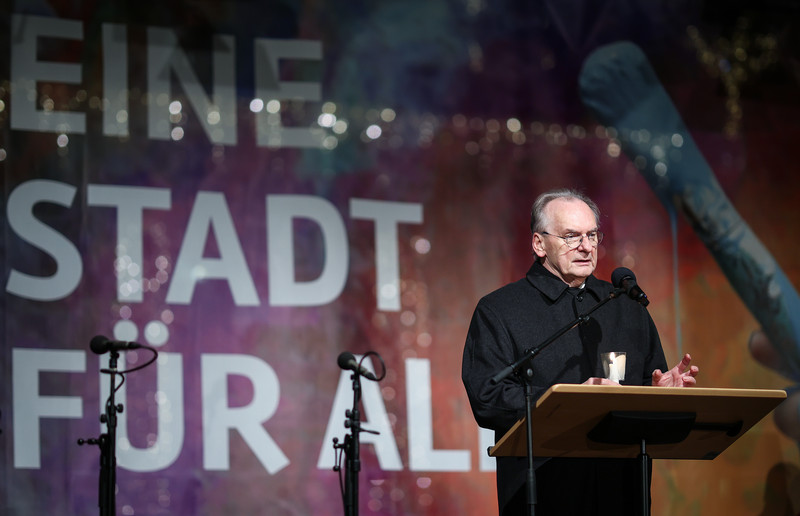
[337,351,356,370]
[90,335,110,354]
[611,267,635,288]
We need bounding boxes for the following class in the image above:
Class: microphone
[90,335,142,354]
[611,267,650,306]
[337,351,378,381]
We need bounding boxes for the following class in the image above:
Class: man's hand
[652,353,699,387]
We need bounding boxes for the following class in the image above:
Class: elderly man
[462,188,699,515]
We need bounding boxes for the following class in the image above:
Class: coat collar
[525,261,605,302]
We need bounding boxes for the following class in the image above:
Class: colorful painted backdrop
[2,1,800,514]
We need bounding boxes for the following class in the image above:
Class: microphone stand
[79,341,157,516]
[78,350,122,516]
[332,351,385,516]
[491,287,625,516]
[334,371,379,516]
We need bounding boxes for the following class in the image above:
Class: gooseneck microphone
[611,267,650,306]
[90,335,142,355]
[337,351,378,381]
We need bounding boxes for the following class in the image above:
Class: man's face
[531,198,599,287]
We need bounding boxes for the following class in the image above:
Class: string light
[3,75,622,155]
[687,19,778,139]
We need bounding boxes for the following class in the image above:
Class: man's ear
[531,233,546,258]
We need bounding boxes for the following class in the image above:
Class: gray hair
[530,188,601,233]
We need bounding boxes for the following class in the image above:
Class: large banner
[2,2,799,514]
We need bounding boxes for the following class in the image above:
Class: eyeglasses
[541,230,604,249]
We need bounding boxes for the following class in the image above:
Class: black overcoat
[462,261,668,515]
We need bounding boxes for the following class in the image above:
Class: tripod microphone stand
[78,350,121,516]
[332,351,385,516]
[78,336,158,516]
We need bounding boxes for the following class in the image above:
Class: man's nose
[576,235,594,251]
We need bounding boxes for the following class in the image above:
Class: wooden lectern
[489,384,786,515]
[490,384,785,459]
